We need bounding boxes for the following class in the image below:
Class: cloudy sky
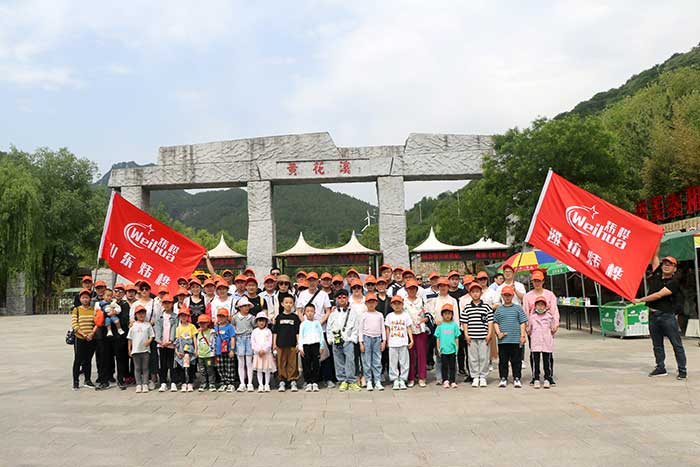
[1,1,699,207]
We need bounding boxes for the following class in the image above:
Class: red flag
[98,192,206,294]
[525,170,663,300]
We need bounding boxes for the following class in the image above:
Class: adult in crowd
[185,278,206,325]
[497,265,526,305]
[388,266,404,296]
[489,273,504,292]
[73,275,95,307]
[633,251,687,380]
[378,264,393,288]
[273,275,295,315]
[260,275,278,321]
[425,271,440,300]
[522,269,559,385]
[231,274,247,303]
[95,284,130,390]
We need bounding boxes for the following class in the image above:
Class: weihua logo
[565,205,627,250]
[123,222,176,262]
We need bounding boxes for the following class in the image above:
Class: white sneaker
[471,379,479,388]
[258,385,264,393]
[117,328,125,336]
[326,380,335,389]
[521,361,527,369]
[399,380,407,390]
[106,329,113,338]
[135,384,142,393]
[407,380,415,388]
[159,383,167,392]
[498,379,507,388]
[513,378,522,389]
[479,378,487,388]
[366,381,373,391]
[290,381,298,392]
[170,383,177,392]
[237,383,246,392]
[305,383,312,392]
[226,384,234,392]
[489,364,494,372]
[543,380,551,389]
[148,381,155,391]
[312,383,319,392]
[198,385,205,392]
[264,384,271,392]
[534,380,541,389]
[392,380,400,390]
[142,385,149,393]
[278,381,286,392]
[187,384,193,392]
[375,382,384,391]
[209,385,217,392]
[247,384,255,392]
[180,384,187,392]
[217,385,226,392]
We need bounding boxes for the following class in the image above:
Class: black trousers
[320,337,336,382]
[532,351,552,381]
[526,335,555,380]
[426,335,436,367]
[498,343,521,380]
[302,343,321,383]
[174,364,197,384]
[148,340,158,380]
[97,336,128,384]
[457,333,469,374]
[159,347,175,384]
[649,312,687,372]
[73,338,96,383]
[440,353,456,383]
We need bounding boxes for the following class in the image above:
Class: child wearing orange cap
[527,297,556,389]
[174,307,198,392]
[71,289,98,390]
[214,308,236,392]
[385,295,414,390]
[234,296,256,392]
[358,293,386,391]
[196,314,217,392]
[155,295,178,392]
[434,304,461,388]
[493,286,527,389]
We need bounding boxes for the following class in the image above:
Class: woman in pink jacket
[527,296,557,389]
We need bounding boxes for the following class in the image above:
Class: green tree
[0,150,43,290]
[433,115,629,246]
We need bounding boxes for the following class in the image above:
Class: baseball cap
[125,284,137,292]
[320,272,333,280]
[502,264,514,272]
[203,279,216,287]
[448,270,460,278]
[501,286,515,296]
[221,269,233,276]
[81,275,93,283]
[161,294,174,303]
[441,303,454,313]
[390,295,404,304]
[176,287,188,296]
[306,272,319,280]
[245,276,258,285]
[113,283,125,291]
[379,264,392,272]
[534,296,547,305]
[197,314,211,324]
[476,271,489,280]
[216,307,229,317]
[468,282,482,291]
[463,274,474,285]
[332,275,344,283]
[350,279,363,289]
[158,285,169,294]
[78,288,91,297]
[346,268,360,277]
[437,277,449,286]
[365,292,378,302]
[662,256,678,266]
[296,270,307,278]
[94,280,107,288]
[134,305,147,314]
[364,275,377,284]
[178,306,191,316]
[263,274,276,283]
[402,269,415,277]
[428,271,440,280]
[234,274,247,283]
[531,270,545,281]
[405,279,420,289]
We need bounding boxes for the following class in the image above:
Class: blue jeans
[649,312,687,372]
[362,336,383,383]
[332,341,356,383]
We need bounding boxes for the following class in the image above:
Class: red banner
[99,192,206,294]
[526,170,663,300]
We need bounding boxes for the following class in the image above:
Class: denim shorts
[235,333,253,356]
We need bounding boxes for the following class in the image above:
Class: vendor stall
[411,227,509,272]
[275,231,380,275]
[659,230,700,338]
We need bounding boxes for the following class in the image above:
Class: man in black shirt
[634,251,687,379]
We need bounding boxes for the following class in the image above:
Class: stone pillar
[246,181,274,277]
[120,186,150,210]
[377,176,409,267]
[6,273,32,315]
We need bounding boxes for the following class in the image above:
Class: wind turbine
[361,209,375,232]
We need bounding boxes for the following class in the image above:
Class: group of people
[70,262,563,393]
[70,247,688,393]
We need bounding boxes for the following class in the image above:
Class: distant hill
[559,43,700,118]
[97,163,377,249]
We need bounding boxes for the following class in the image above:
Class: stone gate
[109,132,494,276]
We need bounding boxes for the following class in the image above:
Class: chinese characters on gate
[285,160,354,178]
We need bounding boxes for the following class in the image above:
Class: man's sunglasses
[278,281,291,286]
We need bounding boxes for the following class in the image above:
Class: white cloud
[0,63,81,89]
[284,1,700,146]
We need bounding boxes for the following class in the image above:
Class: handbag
[66,307,80,345]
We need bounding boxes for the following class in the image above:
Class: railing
[34,297,74,315]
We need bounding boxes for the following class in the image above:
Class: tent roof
[208,235,245,258]
[276,232,327,256]
[412,227,509,252]
[325,231,379,255]
[660,229,699,262]
[412,227,461,252]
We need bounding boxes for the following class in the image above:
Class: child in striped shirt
[71,289,98,390]
[461,283,494,388]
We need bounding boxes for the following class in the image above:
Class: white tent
[276,232,327,256]
[412,227,509,252]
[326,231,379,255]
[208,234,245,258]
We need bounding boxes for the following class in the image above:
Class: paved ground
[1,315,700,466]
